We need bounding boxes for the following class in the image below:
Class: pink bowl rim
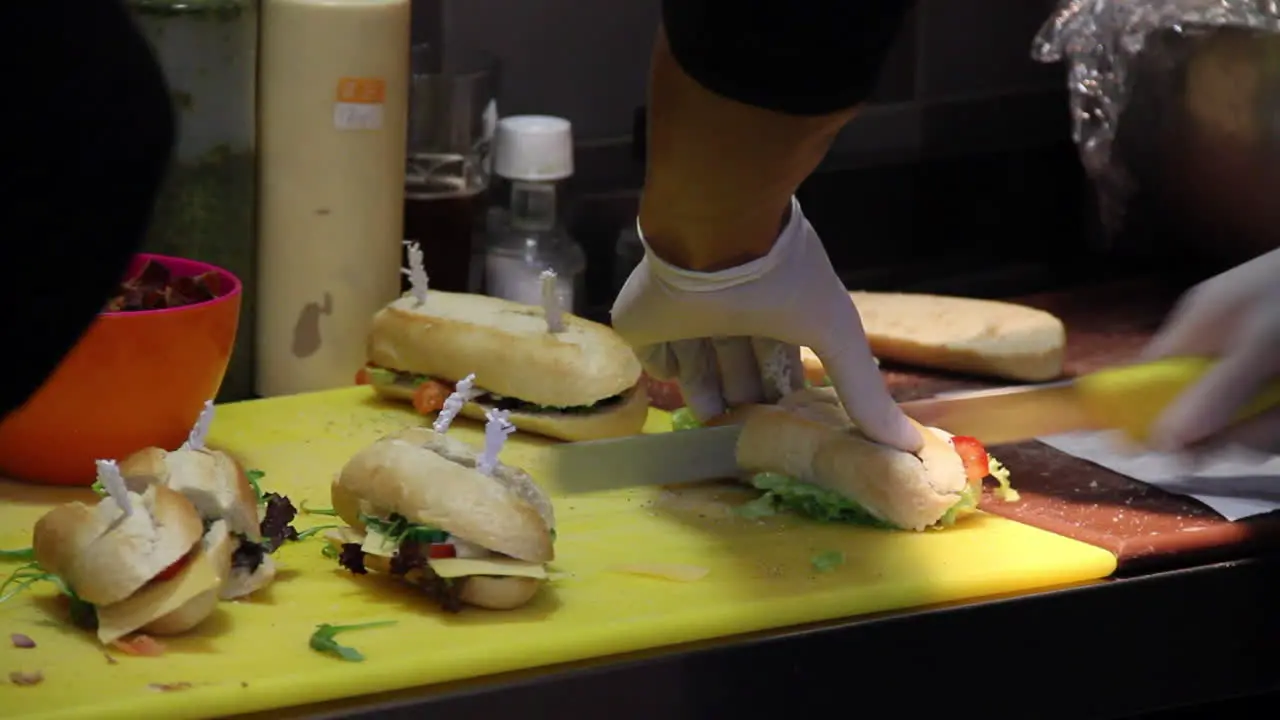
[100,253,243,319]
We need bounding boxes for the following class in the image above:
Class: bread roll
[735,387,970,531]
[368,292,642,407]
[119,446,261,541]
[837,291,1066,382]
[33,485,203,606]
[119,445,278,600]
[334,427,555,563]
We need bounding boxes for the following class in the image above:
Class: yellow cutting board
[0,388,1116,720]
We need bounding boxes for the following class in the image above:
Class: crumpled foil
[1031,0,1280,233]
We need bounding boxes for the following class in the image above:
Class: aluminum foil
[1032,0,1280,231]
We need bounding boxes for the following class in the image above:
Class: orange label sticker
[335,77,386,104]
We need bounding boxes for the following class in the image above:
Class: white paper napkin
[1037,432,1280,521]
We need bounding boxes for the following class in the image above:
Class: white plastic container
[484,115,585,310]
[256,0,410,397]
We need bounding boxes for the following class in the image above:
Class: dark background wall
[409,0,1116,318]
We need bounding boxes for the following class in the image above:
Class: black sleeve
[1,0,175,422]
[661,0,916,116]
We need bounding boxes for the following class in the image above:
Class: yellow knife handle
[1075,356,1280,442]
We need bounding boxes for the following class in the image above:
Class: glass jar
[128,0,259,401]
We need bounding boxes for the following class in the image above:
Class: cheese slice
[361,527,399,557]
[428,557,547,579]
[95,533,225,645]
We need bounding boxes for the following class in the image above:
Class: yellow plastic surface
[0,389,1117,720]
[1077,356,1280,442]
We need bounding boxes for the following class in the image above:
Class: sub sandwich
[31,485,234,645]
[728,387,1016,531]
[326,427,555,611]
[118,445,298,599]
[356,291,648,441]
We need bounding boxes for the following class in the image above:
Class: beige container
[256,0,410,397]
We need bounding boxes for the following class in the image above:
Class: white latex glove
[610,196,922,453]
[1142,247,1280,454]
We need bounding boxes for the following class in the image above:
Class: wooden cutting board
[0,388,1116,720]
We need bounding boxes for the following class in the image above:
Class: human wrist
[637,192,791,272]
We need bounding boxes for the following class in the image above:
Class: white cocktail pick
[477,408,516,476]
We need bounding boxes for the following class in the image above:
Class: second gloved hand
[1142,247,1280,454]
[610,197,922,453]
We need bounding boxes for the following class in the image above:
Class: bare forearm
[640,0,915,272]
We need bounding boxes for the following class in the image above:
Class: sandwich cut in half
[326,427,556,611]
[731,387,1016,531]
[356,291,649,441]
[118,446,299,600]
[30,485,234,645]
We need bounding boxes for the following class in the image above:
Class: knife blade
[542,423,743,494]
[900,356,1280,446]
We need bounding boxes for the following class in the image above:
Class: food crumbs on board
[9,670,43,686]
[148,682,194,692]
[608,563,710,582]
[103,653,119,665]
[10,633,35,648]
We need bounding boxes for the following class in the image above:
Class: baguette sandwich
[30,485,234,645]
[356,291,649,441]
[326,427,556,611]
[118,446,298,599]
[728,387,1016,531]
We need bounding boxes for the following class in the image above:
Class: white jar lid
[493,115,574,181]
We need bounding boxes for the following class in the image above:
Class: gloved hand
[1142,248,1280,454]
[611,197,922,453]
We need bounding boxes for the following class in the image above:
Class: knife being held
[899,356,1280,447]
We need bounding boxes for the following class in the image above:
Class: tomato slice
[354,367,372,385]
[950,435,990,482]
[113,635,167,656]
[427,543,456,559]
[412,380,455,415]
[153,553,191,583]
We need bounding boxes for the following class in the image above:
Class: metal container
[1113,26,1280,270]
[128,0,259,401]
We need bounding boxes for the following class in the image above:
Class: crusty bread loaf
[372,382,650,442]
[119,447,261,541]
[735,387,970,531]
[333,427,555,563]
[839,291,1066,382]
[459,576,541,610]
[33,485,203,606]
[137,520,236,638]
[221,556,276,601]
[368,292,642,407]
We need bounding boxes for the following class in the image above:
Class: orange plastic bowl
[0,254,241,486]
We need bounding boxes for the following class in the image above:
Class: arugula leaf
[300,501,339,516]
[669,407,701,431]
[295,525,339,541]
[810,550,845,573]
[359,513,447,545]
[309,621,396,662]
[245,469,266,504]
[0,548,35,562]
[1,562,97,629]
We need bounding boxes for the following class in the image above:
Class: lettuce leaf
[737,472,897,530]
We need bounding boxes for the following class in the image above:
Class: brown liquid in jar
[402,177,487,293]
